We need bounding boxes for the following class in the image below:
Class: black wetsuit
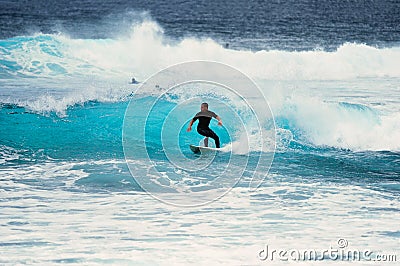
[193,110,220,148]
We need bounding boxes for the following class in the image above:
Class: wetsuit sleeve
[192,112,201,121]
[211,111,217,118]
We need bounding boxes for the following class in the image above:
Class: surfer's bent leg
[209,130,220,148]
[197,128,220,148]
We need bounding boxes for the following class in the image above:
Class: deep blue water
[1,0,400,50]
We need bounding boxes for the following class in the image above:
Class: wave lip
[275,96,400,152]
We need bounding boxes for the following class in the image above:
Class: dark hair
[201,102,208,108]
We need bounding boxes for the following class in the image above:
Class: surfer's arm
[187,118,195,132]
[216,115,222,126]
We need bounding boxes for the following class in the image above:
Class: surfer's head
[201,102,208,112]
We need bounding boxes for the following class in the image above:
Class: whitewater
[1,21,400,151]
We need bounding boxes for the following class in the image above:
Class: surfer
[131,77,139,84]
[187,103,222,148]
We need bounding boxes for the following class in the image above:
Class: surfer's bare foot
[204,137,209,147]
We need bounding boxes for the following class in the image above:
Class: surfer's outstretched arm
[187,119,194,132]
[216,115,222,126]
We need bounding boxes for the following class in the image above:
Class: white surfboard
[189,144,218,154]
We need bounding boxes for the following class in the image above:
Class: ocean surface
[1,0,400,264]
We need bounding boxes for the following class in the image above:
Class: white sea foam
[1,172,399,265]
[2,20,400,80]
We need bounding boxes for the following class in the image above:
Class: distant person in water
[131,77,139,84]
[187,103,222,148]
